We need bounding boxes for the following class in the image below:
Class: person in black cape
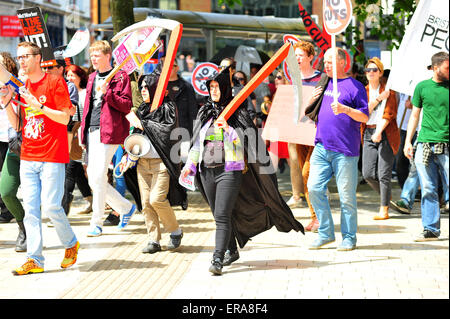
[129,66,187,254]
[181,66,304,275]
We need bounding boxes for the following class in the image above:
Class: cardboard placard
[111,18,183,111]
[17,7,55,67]
[323,0,353,35]
[262,85,316,146]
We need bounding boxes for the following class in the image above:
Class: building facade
[0,0,90,66]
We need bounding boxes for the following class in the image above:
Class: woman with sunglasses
[361,57,400,220]
[233,71,257,123]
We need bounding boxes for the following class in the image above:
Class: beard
[436,70,449,83]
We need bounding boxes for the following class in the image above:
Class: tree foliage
[348,0,417,64]
[218,0,242,7]
[110,0,135,36]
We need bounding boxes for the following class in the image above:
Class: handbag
[69,105,83,161]
[8,97,22,157]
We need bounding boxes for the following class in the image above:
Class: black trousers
[62,159,92,215]
[200,166,242,261]
[362,128,395,207]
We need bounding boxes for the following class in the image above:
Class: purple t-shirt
[315,77,368,157]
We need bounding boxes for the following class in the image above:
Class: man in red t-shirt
[0,42,79,275]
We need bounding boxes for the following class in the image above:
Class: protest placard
[191,62,220,96]
[17,7,55,67]
[262,85,316,146]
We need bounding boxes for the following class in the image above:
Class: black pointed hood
[205,65,234,107]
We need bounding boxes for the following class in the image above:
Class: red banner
[297,2,331,54]
[0,16,24,37]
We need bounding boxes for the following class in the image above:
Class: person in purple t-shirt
[307,48,369,251]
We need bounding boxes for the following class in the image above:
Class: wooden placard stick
[150,23,183,111]
[216,42,291,124]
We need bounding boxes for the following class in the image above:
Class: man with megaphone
[126,63,186,254]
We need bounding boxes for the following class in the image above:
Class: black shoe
[103,213,120,226]
[208,258,223,275]
[222,249,239,266]
[0,210,14,223]
[414,230,439,242]
[167,230,183,250]
[142,242,161,254]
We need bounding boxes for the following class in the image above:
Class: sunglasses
[234,77,244,81]
[364,67,379,73]
[43,66,55,70]
[276,75,283,80]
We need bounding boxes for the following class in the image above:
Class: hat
[366,57,384,74]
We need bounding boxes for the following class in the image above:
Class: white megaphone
[0,63,24,93]
[114,133,152,178]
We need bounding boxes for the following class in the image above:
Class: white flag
[387,0,449,96]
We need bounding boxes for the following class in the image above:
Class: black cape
[192,67,304,249]
[135,98,188,209]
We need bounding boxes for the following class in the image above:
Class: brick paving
[0,169,448,299]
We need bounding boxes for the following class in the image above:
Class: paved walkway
[0,169,448,300]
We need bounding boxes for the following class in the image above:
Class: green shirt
[412,78,449,143]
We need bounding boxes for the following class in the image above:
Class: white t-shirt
[367,85,386,126]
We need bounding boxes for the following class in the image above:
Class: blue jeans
[400,158,420,209]
[415,143,449,236]
[308,143,359,245]
[20,160,78,267]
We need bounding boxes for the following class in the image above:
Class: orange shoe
[12,258,44,276]
[61,241,80,269]
[373,214,389,220]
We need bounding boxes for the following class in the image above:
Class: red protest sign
[323,0,353,35]
[298,2,331,53]
[192,62,220,96]
[0,16,24,37]
[17,7,55,67]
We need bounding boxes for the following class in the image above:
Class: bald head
[324,47,347,78]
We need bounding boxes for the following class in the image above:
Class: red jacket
[80,70,132,145]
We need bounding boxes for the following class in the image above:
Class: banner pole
[331,34,338,104]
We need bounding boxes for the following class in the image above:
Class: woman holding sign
[361,57,400,220]
[181,66,304,276]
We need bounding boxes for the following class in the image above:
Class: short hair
[293,41,316,57]
[0,51,18,76]
[325,47,347,67]
[89,40,112,56]
[65,64,88,89]
[17,41,42,56]
[431,51,449,68]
